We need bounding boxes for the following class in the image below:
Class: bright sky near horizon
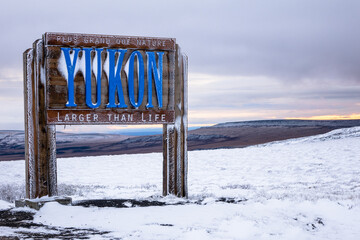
[1,0,359,132]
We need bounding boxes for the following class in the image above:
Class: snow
[1,127,360,239]
[58,48,85,81]
[0,200,12,210]
[33,200,360,239]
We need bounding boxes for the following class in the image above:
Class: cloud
[188,73,360,108]
[0,0,360,130]
[187,72,360,123]
[1,0,360,82]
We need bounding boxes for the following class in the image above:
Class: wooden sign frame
[23,33,188,199]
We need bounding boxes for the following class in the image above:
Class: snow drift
[0,127,359,239]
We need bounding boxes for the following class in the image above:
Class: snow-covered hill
[0,127,359,239]
[214,119,360,128]
[3,119,360,161]
[0,130,131,150]
[266,125,360,145]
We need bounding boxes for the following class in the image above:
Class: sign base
[15,196,72,210]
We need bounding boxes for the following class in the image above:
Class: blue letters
[62,47,80,107]
[83,48,103,108]
[61,48,164,109]
[106,49,128,108]
[128,51,145,108]
[146,52,164,108]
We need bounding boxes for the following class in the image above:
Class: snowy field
[0,127,360,239]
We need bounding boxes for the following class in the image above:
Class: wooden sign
[44,33,176,125]
[23,33,188,199]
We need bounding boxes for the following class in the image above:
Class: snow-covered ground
[0,127,360,239]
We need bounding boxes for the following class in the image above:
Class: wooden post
[24,48,38,199]
[182,53,189,197]
[47,125,57,196]
[34,40,48,197]
[163,45,188,197]
[24,39,57,198]
[163,124,176,194]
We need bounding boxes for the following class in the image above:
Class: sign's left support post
[23,39,58,199]
[18,39,66,209]
[23,48,37,199]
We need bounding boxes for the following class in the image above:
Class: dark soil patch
[215,197,247,204]
[74,197,248,208]
[74,198,168,208]
[0,208,109,239]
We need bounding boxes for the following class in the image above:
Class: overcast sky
[1,0,360,131]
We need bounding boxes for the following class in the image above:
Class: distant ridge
[213,119,360,127]
[1,119,360,161]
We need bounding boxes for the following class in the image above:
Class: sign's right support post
[163,45,188,197]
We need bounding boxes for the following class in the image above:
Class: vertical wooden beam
[163,124,176,195]
[24,39,58,199]
[33,40,49,197]
[47,125,57,196]
[182,53,189,198]
[24,48,38,199]
[162,124,168,196]
[163,45,188,197]
[175,45,183,196]
[29,39,58,198]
